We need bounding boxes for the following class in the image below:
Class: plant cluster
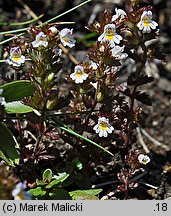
[0,0,165,200]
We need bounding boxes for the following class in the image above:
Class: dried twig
[136,181,158,190]
[141,128,169,151]
[136,127,150,154]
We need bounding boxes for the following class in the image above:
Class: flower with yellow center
[7,47,25,67]
[137,11,158,33]
[93,117,114,137]
[12,182,31,200]
[138,154,150,165]
[32,32,48,48]
[98,24,122,47]
[70,65,88,84]
[59,28,76,48]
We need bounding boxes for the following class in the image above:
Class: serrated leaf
[135,91,152,106]
[0,123,19,164]
[4,101,34,114]
[46,172,70,189]
[122,88,131,97]
[127,73,154,86]
[69,189,102,200]
[127,72,139,86]
[138,75,154,86]
[43,168,53,183]
[0,80,35,102]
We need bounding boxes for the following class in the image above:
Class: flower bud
[46,98,58,110]
[45,73,55,84]
[99,45,105,52]
[49,26,58,35]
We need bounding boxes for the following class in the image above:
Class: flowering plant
[0,0,167,200]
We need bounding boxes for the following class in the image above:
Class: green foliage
[46,173,70,189]
[29,187,46,197]
[4,101,34,114]
[49,189,71,200]
[0,123,19,166]
[43,169,53,183]
[0,80,35,102]
[69,189,103,200]
[72,158,83,170]
[0,0,163,201]
[30,169,70,199]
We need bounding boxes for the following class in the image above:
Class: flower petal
[93,124,99,131]
[103,130,108,137]
[107,126,114,133]
[70,73,76,80]
[98,34,105,43]
[99,130,104,137]
[150,21,158,29]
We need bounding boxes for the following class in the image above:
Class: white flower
[138,154,150,165]
[32,32,48,48]
[89,61,98,70]
[111,45,128,60]
[137,11,158,33]
[7,47,25,67]
[70,65,88,84]
[93,117,114,137]
[112,8,127,22]
[59,28,76,48]
[49,26,58,35]
[98,24,122,47]
[12,182,31,200]
[0,89,6,105]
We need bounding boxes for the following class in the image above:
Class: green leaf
[0,123,19,165]
[0,151,16,166]
[43,168,53,183]
[36,180,48,186]
[72,158,83,170]
[49,188,71,200]
[4,101,34,114]
[29,187,46,197]
[0,80,35,102]
[69,189,102,200]
[46,172,70,189]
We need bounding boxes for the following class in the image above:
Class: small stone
[158,78,171,92]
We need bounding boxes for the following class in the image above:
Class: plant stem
[44,0,92,24]
[0,15,43,26]
[127,45,147,145]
